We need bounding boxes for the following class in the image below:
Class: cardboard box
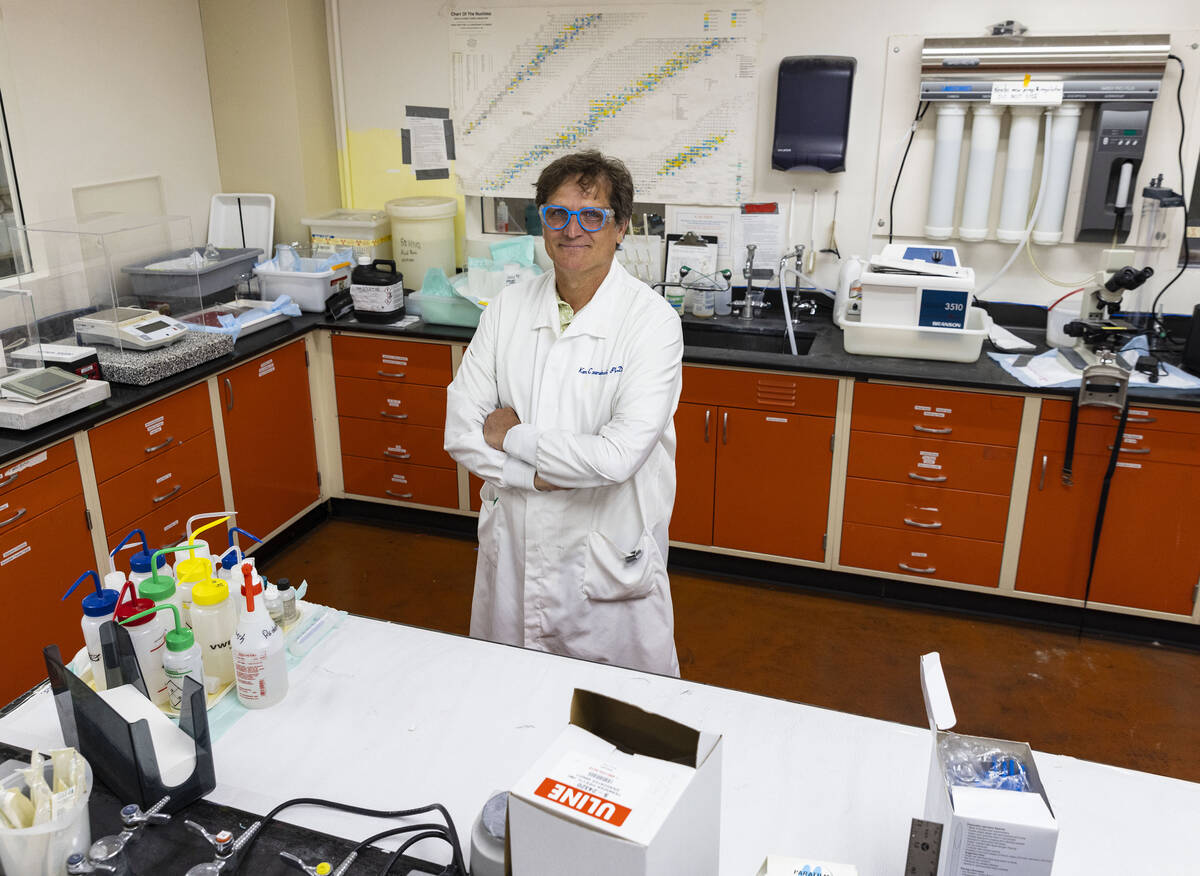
[507,689,722,876]
[920,653,1058,876]
[755,854,859,875]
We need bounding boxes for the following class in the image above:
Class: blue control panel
[903,246,958,267]
[919,288,969,329]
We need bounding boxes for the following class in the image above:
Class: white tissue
[97,686,197,786]
[988,323,1036,352]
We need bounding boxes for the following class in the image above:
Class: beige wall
[0,0,221,236]
[200,0,341,248]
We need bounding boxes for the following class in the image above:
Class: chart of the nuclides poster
[450,4,762,205]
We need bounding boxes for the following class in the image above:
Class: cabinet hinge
[822,533,827,550]
[304,349,310,367]
[316,470,322,488]
[829,433,835,452]
[85,509,92,531]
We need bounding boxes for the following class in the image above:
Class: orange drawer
[680,365,837,416]
[1041,399,1200,435]
[335,376,447,427]
[338,418,455,469]
[0,461,85,538]
[106,476,227,549]
[1035,419,1200,466]
[342,456,458,508]
[848,431,1017,495]
[839,522,1003,588]
[89,383,213,483]
[852,383,1022,445]
[841,477,1010,542]
[331,334,453,385]
[1,440,77,498]
[1,495,97,703]
[98,431,220,535]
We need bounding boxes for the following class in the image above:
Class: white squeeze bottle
[113,580,170,707]
[232,563,288,709]
[175,516,233,627]
[189,577,237,693]
[61,570,120,692]
[118,603,205,711]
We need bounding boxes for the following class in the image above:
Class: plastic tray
[208,193,275,256]
[840,306,991,363]
[408,291,482,327]
[122,247,262,304]
[255,257,352,312]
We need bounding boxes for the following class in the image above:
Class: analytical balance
[0,366,87,404]
[73,308,187,351]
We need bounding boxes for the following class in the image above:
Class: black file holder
[42,621,216,814]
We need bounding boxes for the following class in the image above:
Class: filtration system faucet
[66,797,172,875]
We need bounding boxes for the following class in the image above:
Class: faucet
[280,850,357,875]
[736,244,769,321]
[778,245,826,325]
[183,817,264,874]
[66,797,172,875]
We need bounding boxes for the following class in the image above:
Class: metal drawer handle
[145,436,175,454]
[908,472,947,483]
[722,411,728,444]
[903,518,942,529]
[899,562,936,574]
[152,484,182,504]
[913,424,952,434]
[385,489,414,499]
[0,507,27,528]
[1119,414,1156,423]
[380,411,409,420]
[377,370,406,378]
[224,377,233,411]
[1108,445,1150,454]
[0,472,17,489]
[384,449,411,459]
[704,409,710,443]
[1039,454,1047,491]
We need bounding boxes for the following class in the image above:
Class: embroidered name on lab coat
[578,365,624,375]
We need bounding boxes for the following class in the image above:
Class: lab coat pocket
[582,530,661,602]
[477,483,500,564]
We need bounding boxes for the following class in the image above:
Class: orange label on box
[534,778,632,826]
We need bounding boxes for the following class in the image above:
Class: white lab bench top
[2,614,1197,874]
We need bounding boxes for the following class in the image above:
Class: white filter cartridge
[924,104,967,240]
[997,107,1044,242]
[1032,103,1083,245]
[958,105,1003,241]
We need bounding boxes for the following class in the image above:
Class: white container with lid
[301,209,392,260]
[385,196,458,290]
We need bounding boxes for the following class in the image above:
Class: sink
[681,321,815,355]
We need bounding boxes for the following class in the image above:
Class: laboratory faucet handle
[185,819,235,858]
[280,850,352,875]
[121,796,171,829]
[66,854,117,874]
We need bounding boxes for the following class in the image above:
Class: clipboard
[665,231,719,285]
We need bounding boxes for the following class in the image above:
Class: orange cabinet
[671,402,717,545]
[680,366,838,416]
[97,432,219,536]
[713,407,833,560]
[840,522,1004,589]
[337,419,454,470]
[841,478,1009,542]
[331,335,452,385]
[1016,408,1200,615]
[342,457,458,508]
[106,477,226,549]
[847,432,1017,495]
[89,383,213,483]
[1,443,94,704]
[219,341,320,539]
[851,382,1022,446]
[334,377,448,427]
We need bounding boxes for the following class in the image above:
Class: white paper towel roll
[97,685,197,786]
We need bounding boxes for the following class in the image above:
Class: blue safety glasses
[539,204,615,232]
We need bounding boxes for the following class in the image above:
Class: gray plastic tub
[122,247,262,305]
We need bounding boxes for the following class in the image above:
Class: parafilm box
[506,689,723,876]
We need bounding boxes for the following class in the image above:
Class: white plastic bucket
[1046,300,1081,348]
[0,757,93,876]
[385,197,458,289]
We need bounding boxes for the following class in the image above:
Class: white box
[841,306,991,363]
[755,854,859,875]
[254,256,352,313]
[857,267,976,329]
[920,653,1058,876]
[301,209,392,261]
[507,689,722,876]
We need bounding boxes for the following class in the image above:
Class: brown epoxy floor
[260,518,1200,784]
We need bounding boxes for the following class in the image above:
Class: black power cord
[1149,53,1190,338]
[888,101,930,245]
[234,796,467,874]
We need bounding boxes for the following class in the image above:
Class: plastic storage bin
[841,306,991,363]
[254,256,353,312]
[408,291,482,327]
[385,197,458,290]
[0,757,93,875]
[122,247,262,306]
[302,209,391,261]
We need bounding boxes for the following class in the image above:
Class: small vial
[263,583,284,627]
[276,577,299,625]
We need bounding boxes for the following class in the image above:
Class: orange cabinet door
[1,440,76,498]
[342,457,459,508]
[847,431,1017,495]
[331,335,453,385]
[97,431,219,535]
[851,383,1022,445]
[107,477,226,550]
[89,383,213,483]
[713,407,833,560]
[840,522,1004,589]
[337,418,455,469]
[219,341,320,539]
[671,403,716,546]
[841,477,1010,542]
[1016,452,1200,614]
[334,377,448,427]
[2,496,97,703]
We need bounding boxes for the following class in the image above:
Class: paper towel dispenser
[772,56,856,173]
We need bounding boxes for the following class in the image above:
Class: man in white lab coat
[444,151,684,676]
